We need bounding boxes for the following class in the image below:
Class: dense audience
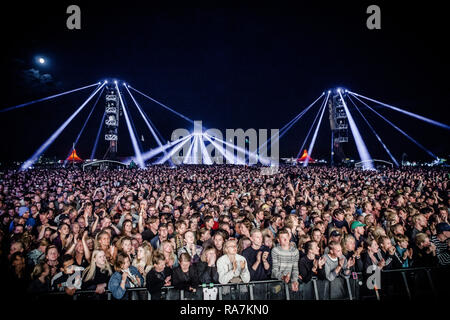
[0,165,449,300]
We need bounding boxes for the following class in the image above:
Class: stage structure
[329,91,349,166]
[104,83,121,159]
[3,77,447,170]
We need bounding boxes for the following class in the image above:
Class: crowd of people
[0,165,449,300]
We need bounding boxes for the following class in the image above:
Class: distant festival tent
[66,149,83,162]
[297,149,315,163]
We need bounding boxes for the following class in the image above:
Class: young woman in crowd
[44,245,60,278]
[82,250,113,298]
[177,230,203,264]
[107,252,144,300]
[132,242,153,282]
[160,240,179,268]
[94,230,117,265]
[217,239,250,284]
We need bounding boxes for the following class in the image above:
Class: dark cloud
[22,68,54,84]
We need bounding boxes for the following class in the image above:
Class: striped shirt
[271,244,299,283]
[431,235,450,266]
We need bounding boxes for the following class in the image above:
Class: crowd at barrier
[0,165,449,301]
[37,266,450,301]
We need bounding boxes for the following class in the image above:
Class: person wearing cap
[351,221,366,249]
[430,222,450,266]
[324,230,342,255]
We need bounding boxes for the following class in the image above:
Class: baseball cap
[351,221,366,230]
[436,223,450,234]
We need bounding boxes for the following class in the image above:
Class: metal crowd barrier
[37,266,449,301]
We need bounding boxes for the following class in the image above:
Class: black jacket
[146,267,172,300]
[172,265,199,291]
[298,255,325,283]
[196,262,219,284]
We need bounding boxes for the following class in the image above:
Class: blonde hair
[415,233,429,247]
[82,250,113,282]
[341,234,356,255]
[223,239,238,255]
[132,242,153,269]
[31,261,48,280]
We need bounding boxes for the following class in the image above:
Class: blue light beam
[350,94,439,160]
[64,86,105,166]
[90,111,107,160]
[304,92,331,167]
[21,83,106,170]
[347,95,399,166]
[296,94,328,159]
[2,83,100,113]
[259,93,325,152]
[348,91,450,130]
[129,86,194,124]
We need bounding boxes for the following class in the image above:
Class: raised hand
[338,256,345,267]
[318,256,326,268]
[256,251,262,263]
[347,257,355,268]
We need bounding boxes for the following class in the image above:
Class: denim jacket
[108,266,144,300]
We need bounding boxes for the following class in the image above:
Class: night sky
[2,1,449,163]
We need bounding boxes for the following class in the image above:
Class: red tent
[66,149,83,162]
[297,149,315,163]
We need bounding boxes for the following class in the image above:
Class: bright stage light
[114,80,118,84]
[328,90,331,94]
[104,80,108,84]
[38,58,45,64]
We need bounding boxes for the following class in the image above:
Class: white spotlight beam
[115,82,145,168]
[304,92,330,166]
[348,90,450,130]
[338,91,374,170]
[21,83,106,170]
[155,135,193,164]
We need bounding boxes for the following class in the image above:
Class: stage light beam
[129,86,194,124]
[348,91,450,130]
[296,94,328,159]
[259,93,325,152]
[1,83,100,113]
[304,92,330,166]
[347,95,399,166]
[90,111,107,160]
[350,94,439,160]
[21,83,106,170]
[115,82,145,168]
[64,86,105,166]
[338,91,374,170]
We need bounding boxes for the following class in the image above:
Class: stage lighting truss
[104,84,120,155]
[330,92,349,159]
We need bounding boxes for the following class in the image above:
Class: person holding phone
[108,252,144,300]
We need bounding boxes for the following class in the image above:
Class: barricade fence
[37,266,449,301]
